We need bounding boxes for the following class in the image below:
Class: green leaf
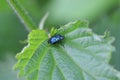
[14,20,120,80]
[92,9,120,70]
[14,30,48,76]
[50,27,58,36]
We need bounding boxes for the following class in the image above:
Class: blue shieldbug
[48,34,64,44]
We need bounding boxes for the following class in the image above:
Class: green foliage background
[0,0,120,80]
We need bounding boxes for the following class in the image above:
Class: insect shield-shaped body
[48,34,64,44]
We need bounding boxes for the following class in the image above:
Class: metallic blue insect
[48,34,64,44]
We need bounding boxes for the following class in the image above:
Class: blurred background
[0,0,120,80]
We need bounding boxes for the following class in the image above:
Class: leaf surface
[15,20,120,80]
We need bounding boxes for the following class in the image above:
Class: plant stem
[7,0,37,31]
[39,12,49,30]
